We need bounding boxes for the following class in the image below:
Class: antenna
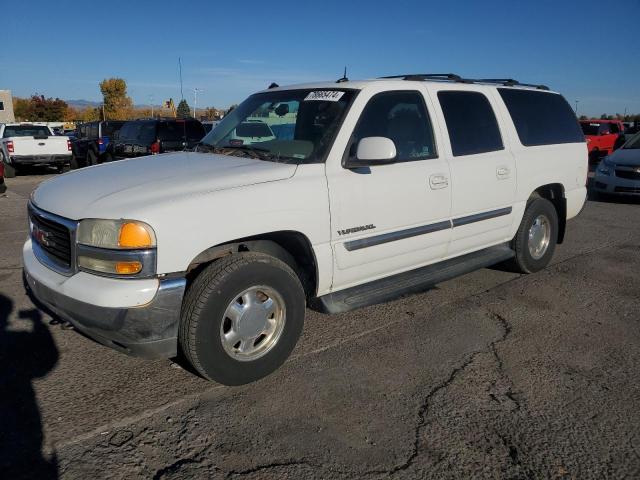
[178,57,184,100]
[336,66,349,83]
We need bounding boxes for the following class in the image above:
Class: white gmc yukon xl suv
[23,74,587,385]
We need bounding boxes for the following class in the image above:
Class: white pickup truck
[23,74,587,385]
[0,123,72,176]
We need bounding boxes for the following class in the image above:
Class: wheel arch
[185,230,319,299]
[532,183,566,244]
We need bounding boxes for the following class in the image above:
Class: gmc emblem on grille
[33,225,52,247]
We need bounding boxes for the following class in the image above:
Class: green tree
[176,99,191,118]
[99,78,133,120]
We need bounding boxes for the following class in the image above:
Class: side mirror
[344,137,397,168]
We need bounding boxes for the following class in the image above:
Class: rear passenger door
[430,88,516,255]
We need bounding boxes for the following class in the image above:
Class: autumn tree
[176,99,191,118]
[12,95,68,121]
[99,78,133,120]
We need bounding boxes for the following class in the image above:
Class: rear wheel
[103,152,114,163]
[56,163,70,174]
[505,197,558,274]
[179,252,306,385]
[87,150,98,166]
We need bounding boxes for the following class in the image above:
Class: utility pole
[149,94,154,118]
[193,88,202,118]
[574,100,579,116]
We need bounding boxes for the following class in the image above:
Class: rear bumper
[23,239,185,359]
[10,154,72,165]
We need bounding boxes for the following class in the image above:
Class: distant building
[0,90,15,123]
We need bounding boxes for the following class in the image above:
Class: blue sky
[1,0,638,116]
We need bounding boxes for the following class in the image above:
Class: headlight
[597,157,614,176]
[76,219,156,277]
[77,219,156,249]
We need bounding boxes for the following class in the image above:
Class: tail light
[67,139,72,151]
[150,140,160,154]
[7,140,14,153]
[229,139,244,146]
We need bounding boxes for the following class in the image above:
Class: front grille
[615,169,640,180]
[614,186,640,194]
[29,209,72,268]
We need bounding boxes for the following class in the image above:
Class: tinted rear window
[236,122,273,137]
[499,89,584,146]
[101,121,125,137]
[118,122,156,143]
[438,91,503,156]
[158,121,205,142]
[3,125,51,137]
[581,123,600,135]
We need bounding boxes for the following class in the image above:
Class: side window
[599,124,611,135]
[438,91,503,156]
[351,91,437,162]
[89,124,99,139]
[80,125,87,138]
[608,123,619,134]
[498,89,584,146]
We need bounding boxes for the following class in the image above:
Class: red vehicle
[580,119,625,163]
[0,161,6,194]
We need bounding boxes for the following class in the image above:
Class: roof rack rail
[379,73,549,90]
[475,78,549,90]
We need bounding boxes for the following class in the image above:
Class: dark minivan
[113,119,206,159]
[71,120,126,168]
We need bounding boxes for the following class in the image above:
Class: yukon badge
[337,224,376,236]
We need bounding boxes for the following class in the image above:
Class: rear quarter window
[498,89,584,146]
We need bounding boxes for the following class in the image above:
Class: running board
[315,244,514,314]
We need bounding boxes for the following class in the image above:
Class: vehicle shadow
[0,293,59,479]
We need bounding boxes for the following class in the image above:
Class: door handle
[496,166,511,179]
[429,174,449,189]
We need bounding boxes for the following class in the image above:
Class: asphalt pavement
[1,171,639,479]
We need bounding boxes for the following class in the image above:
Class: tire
[3,162,16,178]
[56,163,70,174]
[179,252,306,385]
[70,154,84,169]
[505,197,558,274]
[103,152,114,163]
[87,150,98,166]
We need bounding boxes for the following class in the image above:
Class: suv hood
[33,151,297,219]
[609,148,640,166]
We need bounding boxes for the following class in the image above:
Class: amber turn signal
[119,222,153,248]
[115,261,143,275]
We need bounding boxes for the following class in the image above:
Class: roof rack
[379,73,549,90]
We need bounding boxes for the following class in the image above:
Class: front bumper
[24,240,186,359]
[10,154,72,166]
[593,172,640,196]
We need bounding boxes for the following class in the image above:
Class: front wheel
[506,197,558,274]
[179,252,305,385]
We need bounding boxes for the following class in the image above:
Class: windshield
[580,123,600,136]
[199,88,356,163]
[624,132,640,149]
[3,125,51,138]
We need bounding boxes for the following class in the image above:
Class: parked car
[0,123,72,177]
[202,120,220,134]
[593,132,640,196]
[71,120,125,168]
[23,74,587,385]
[227,120,276,145]
[0,160,6,194]
[580,119,625,163]
[113,118,205,159]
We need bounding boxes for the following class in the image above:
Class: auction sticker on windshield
[304,91,345,102]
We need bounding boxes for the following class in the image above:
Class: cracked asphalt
[1,172,639,479]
